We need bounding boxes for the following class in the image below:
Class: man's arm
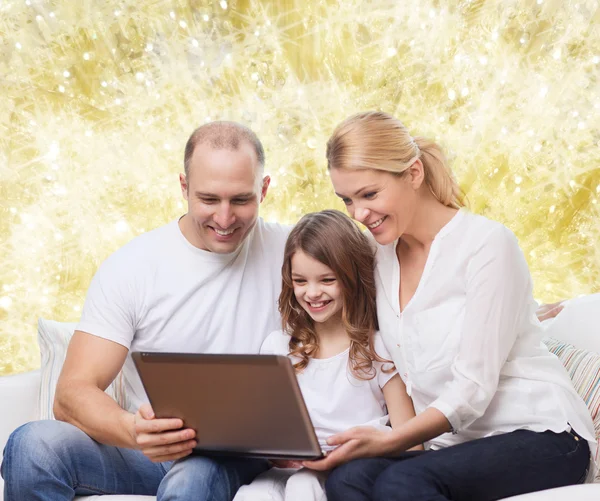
[54,331,135,447]
[535,301,564,322]
[54,331,197,461]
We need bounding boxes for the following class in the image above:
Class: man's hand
[132,404,197,463]
[536,301,565,322]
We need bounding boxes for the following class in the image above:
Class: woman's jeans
[326,429,590,501]
[1,420,269,501]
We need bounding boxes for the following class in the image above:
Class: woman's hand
[303,426,396,471]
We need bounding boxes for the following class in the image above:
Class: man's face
[180,141,270,253]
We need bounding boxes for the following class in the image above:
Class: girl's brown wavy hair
[279,209,393,380]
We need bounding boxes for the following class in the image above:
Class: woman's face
[329,166,421,245]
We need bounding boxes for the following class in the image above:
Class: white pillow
[37,318,128,419]
[542,294,600,354]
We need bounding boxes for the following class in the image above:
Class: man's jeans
[1,420,269,501]
[325,429,590,501]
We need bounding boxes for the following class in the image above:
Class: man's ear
[260,175,271,203]
[179,173,189,201]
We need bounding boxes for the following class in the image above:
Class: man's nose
[213,203,236,228]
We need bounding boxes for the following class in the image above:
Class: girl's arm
[382,374,424,451]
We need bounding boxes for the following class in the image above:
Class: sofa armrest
[0,369,41,459]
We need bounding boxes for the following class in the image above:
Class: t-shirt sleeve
[373,332,398,389]
[260,330,291,355]
[76,252,138,349]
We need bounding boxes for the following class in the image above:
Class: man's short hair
[183,121,265,178]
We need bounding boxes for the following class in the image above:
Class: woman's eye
[364,192,377,199]
[342,198,352,206]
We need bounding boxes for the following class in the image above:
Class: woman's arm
[305,225,531,470]
[382,374,424,451]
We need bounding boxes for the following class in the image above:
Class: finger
[136,428,195,447]
[326,428,360,446]
[142,439,197,458]
[149,448,195,463]
[303,456,336,471]
[539,304,564,322]
[138,403,155,420]
[135,418,186,435]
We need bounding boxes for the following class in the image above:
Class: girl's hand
[269,459,303,469]
[302,426,396,471]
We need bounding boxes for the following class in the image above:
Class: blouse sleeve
[429,225,532,432]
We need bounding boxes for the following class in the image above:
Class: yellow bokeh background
[1,0,599,375]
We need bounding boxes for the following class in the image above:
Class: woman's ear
[407,159,425,190]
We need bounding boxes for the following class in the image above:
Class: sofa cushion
[38,318,128,419]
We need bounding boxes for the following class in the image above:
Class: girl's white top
[261,330,398,451]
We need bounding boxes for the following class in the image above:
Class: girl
[235,209,420,501]
[305,111,596,501]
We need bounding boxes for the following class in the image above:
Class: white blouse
[373,208,597,474]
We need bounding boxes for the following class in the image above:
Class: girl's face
[291,250,343,325]
[329,166,420,245]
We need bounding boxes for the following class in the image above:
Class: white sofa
[1,295,599,501]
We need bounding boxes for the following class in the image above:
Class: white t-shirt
[373,208,597,473]
[261,330,398,451]
[77,217,291,413]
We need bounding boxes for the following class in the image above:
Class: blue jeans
[326,429,590,501]
[1,420,269,501]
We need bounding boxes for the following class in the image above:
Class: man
[1,122,291,500]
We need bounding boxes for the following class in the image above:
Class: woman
[303,111,596,500]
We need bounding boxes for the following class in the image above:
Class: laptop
[131,352,325,460]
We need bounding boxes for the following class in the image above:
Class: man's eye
[201,199,218,204]
[232,199,250,205]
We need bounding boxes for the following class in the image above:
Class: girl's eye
[292,279,306,285]
[322,278,336,283]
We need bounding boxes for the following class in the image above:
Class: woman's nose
[354,207,371,224]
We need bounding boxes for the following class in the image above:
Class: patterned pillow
[543,337,600,483]
[543,337,600,438]
[37,318,128,419]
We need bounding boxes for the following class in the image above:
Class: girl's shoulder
[260,329,292,355]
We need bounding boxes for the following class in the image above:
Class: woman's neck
[401,196,459,250]
[313,317,350,359]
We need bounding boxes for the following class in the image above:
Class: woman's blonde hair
[326,111,466,209]
[279,210,393,380]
